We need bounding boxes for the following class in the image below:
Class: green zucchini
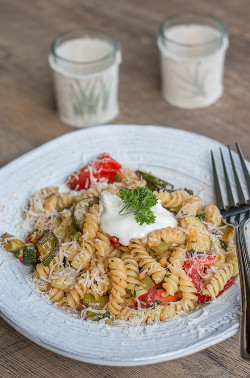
[140,275,155,290]
[0,233,24,253]
[72,197,98,231]
[51,217,67,243]
[36,230,58,266]
[146,242,172,255]
[16,244,37,265]
[83,294,109,309]
[88,311,111,322]
[136,170,174,191]
[29,230,44,244]
[83,294,109,321]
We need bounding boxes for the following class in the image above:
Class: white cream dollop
[99,191,177,246]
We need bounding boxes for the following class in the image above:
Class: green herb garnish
[160,237,165,243]
[220,240,228,250]
[119,187,157,225]
[113,174,119,181]
[148,300,162,308]
[188,250,204,255]
[165,267,171,278]
[196,213,206,221]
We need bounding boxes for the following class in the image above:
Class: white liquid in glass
[164,24,222,58]
[55,38,115,75]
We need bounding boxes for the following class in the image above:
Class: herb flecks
[131,284,140,297]
[148,300,162,308]
[165,267,171,278]
[196,213,206,221]
[119,187,157,226]
[220,240,228,250]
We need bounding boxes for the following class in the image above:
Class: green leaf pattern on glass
[70,77,111,118]
[174,63,209,99]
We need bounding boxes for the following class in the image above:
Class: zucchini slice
[83,294,109,309]
[146,242,172,255]
[136,170,174,191]
[36,230,58,266]
[140,275,155,290]
[29,230,44,245]
[16,244,37,265]
[72,197,98,231]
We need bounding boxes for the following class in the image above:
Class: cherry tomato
[67,153,122,190]
[135,284,179,309]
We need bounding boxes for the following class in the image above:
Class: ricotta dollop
[99,191,177,246]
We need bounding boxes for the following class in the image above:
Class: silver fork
[211,143,250,359]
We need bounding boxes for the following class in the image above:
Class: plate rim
[1,309,239,366]
[0,124,224,173]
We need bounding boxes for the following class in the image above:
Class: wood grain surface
[0,0,249,377]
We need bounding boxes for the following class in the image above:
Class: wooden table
[0,1,249,377]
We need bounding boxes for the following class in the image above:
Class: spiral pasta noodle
[169,246,187,272]
[107,257,127,316]
[51,275,73,291]
[203,204,222,227]
[47,287,64,303]
[121,253,143,293]
[179,196,202,216]
[179,273,197,304]
[95,228,111,257]
[162,264,179,296]
[82,204,99,240]
[119,299,192,324]
[130,239,166,283]
[147,227,186,247]
[71,239,95,270]
[202,259,238,299]
[119,168,146,188]
[154,190,189,210]
[57,190,85,210]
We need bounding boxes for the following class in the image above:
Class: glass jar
[49,29,121,127]
[157,13,228,109]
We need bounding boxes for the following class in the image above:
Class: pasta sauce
[99,191,177,246]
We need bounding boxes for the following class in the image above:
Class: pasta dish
[0,154,238,324]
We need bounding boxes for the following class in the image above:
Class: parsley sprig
[119,187,157,225]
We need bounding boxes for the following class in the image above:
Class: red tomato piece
[197,293,211,302]
[67,153,122,190]
[110,236,121,245]
[197,278,235,302]
[25,234,31,244]
[183,255,218,292]
[19,256,25,264]
[220,278,235,293]
[135,284,178,309]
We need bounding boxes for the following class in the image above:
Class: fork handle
[234,221,250,359]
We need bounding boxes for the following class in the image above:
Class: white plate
[0,125,247,366]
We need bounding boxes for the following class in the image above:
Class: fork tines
[211,143,250,213]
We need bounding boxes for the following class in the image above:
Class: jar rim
[160,12,226,48]
[51,29,118,65]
